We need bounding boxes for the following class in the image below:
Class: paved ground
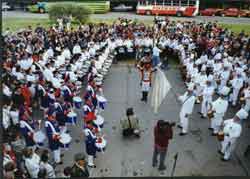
[52,60,250,177]
[3,10,250,24]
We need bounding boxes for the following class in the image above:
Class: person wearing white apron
[229,73,244,106]
[178,83,196,135]
[139,63,153,102]
[200,80,215,118]
[209,86,230,135]
[219,109,248,161]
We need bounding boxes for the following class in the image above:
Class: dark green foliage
[48,3,92,24]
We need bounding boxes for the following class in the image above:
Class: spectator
[152,120,174,171]
[23,147,40,178]
[71,153,89,177]
[120,108,140,137]
[62,166,72,178]
[37,167,48,179]
[40,150,56,178]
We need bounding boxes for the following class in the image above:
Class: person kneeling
[120,108,140,138]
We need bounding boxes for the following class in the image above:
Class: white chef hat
[187,83,195,91]
[228,56,233,61]
[236,108,248,120]
[236,69,243,75]
[220,86,230,96]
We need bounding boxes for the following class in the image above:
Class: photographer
[152,120,175,171]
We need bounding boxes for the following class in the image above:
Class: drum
[33,131,46,146]
[95,81,102,86]
[67,111,77,125]
[207,110,214,120]
[217,131,225,141]
[59,133,72,149]
[93,115,104,128]
[96,95,107,110]
[95,137,107,152]
[73,96,82,109]
[240,97,245,106]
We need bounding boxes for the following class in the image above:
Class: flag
[150,67,171,113]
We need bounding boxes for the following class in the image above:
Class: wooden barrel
[217,132,224,141]
[207,110,214,120]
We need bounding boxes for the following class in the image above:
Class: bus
[136,0,200,17]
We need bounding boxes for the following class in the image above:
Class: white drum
[93,115,104,128]
[95,137,107,152]
[59,133,72,149]
[96,95,107,110]
[33,131,46,146]
[73,96,82,109]
[67,111,77,125]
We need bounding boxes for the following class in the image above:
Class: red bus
[136,0,200,17]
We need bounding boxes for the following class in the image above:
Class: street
[3,10,250,24]
[54,62,250,177]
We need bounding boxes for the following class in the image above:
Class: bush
[48,3,92,24]
[72,5,92,24]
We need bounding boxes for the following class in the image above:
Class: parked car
[113,4,133,12]
[242,10,250,17]
[220,8,247,17]
[2,2,11,11]
[199,8,222,16]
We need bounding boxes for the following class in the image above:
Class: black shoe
[88,165,97,168]
[158,165,166,171]
[218,150,224,156]
[177,125,183,129]
[152,164,157,168]
[179,132,187,136]
[221,158,229,162]
[211,133,217,136]
[201,115,206,119]
[56,161,63,165]
[208,127,213,131]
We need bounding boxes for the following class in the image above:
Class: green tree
[48,3,92,24]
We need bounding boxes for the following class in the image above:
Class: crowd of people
[2,16,250,178]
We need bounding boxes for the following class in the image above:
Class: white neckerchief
[45,120,59,135]
[20,120,34,133]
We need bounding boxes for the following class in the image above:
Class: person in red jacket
[152,120,174,171]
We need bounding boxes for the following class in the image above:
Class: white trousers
[219,80,227,92]
[88,155,94,166]
[180,112,189,133]
[201,96,212,117]
[244,102,250,112]
[211,116,223,134]
[230,88,240,105]
[53,149,61,163]
[141,81,150,92]
[221,136,237,160]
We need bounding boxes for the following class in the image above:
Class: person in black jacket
[71,153,89,177]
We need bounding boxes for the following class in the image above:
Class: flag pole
[171,152,178,177]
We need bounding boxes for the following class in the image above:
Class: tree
[48,3,92,24]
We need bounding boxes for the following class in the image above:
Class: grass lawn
[2,17,250,35]
[220,23,250,34]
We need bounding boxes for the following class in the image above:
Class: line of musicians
[156,29,250,162]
